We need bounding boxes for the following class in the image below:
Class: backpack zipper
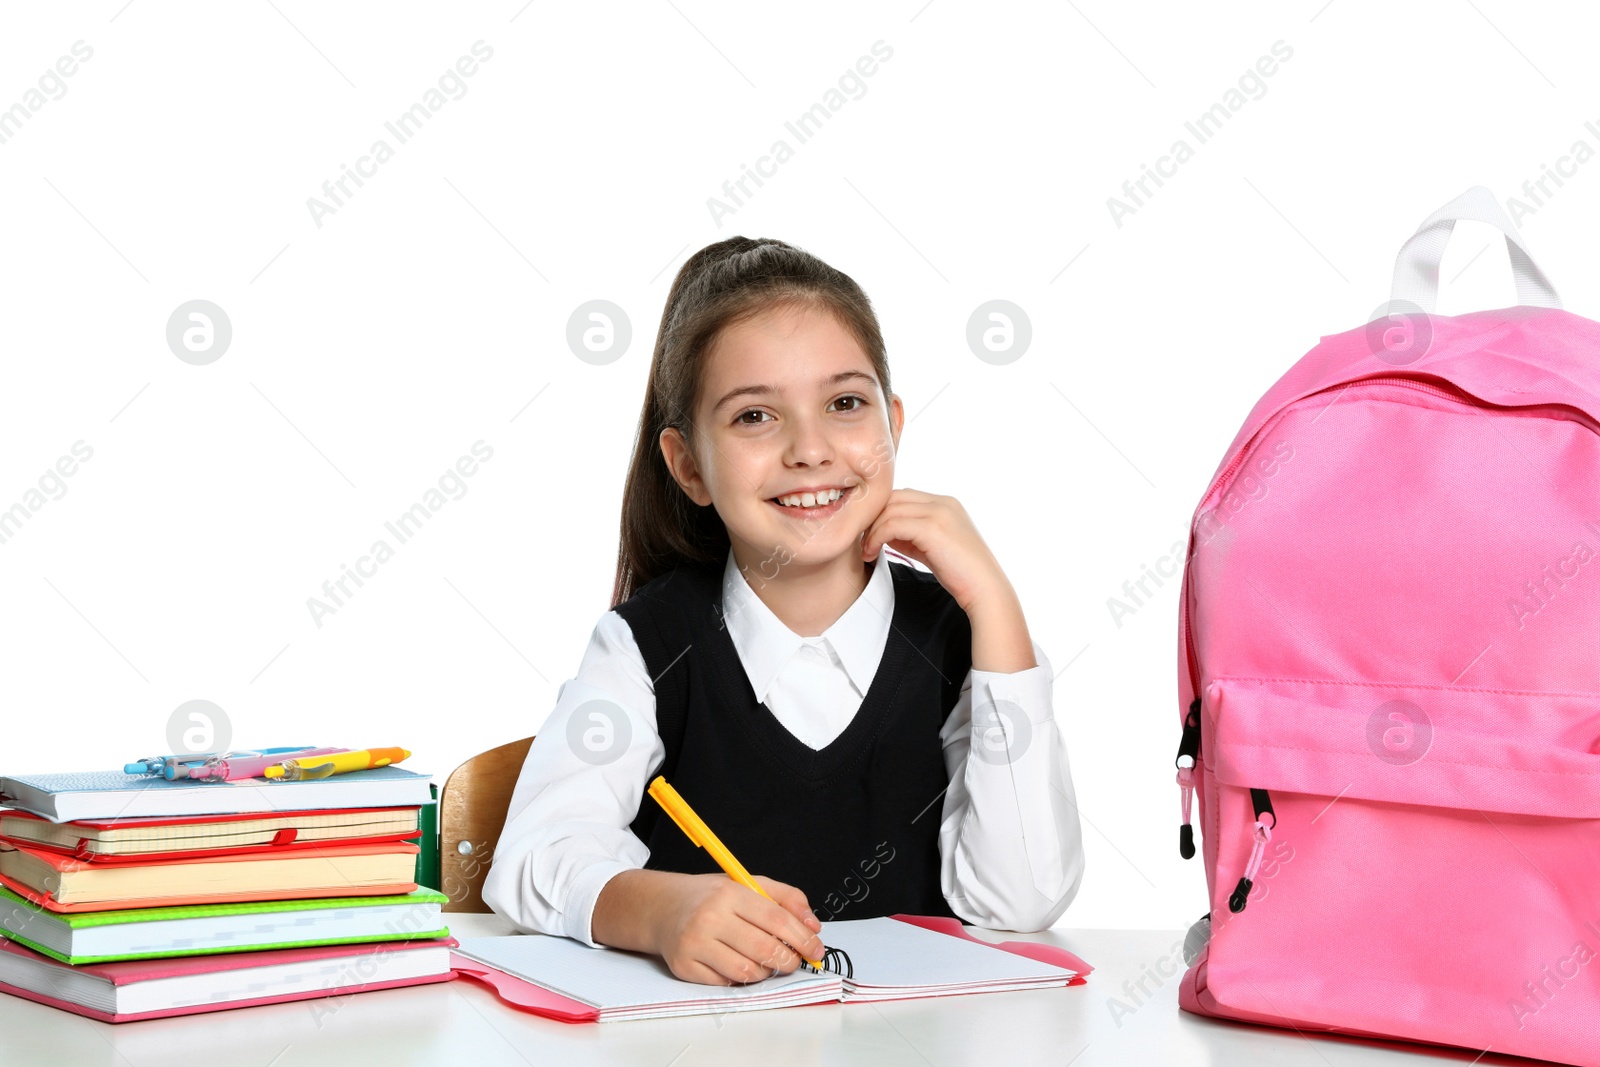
[1228,788,1276,913]
[1175,698,1200,859]
[1195,374,1600,526]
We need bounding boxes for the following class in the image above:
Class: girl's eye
[735,395,867,425]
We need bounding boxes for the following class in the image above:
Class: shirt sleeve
[480,610,662,947]
[936,640,1087,931]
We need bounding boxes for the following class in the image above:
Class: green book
[416,781,441,893]
[0,886,449,966]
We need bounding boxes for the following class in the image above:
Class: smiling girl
[483,237,1085,985]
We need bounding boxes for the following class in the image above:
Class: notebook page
[817,918,1076,998]
[453,934,842,1015]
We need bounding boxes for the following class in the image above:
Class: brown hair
[611,236,892,607]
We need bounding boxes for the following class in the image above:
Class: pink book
[0,931,456,1023]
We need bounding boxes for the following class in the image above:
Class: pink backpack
[1175,186,1600,1066]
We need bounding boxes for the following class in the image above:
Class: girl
[483,237,1084,986]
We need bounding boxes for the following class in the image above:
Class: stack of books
[0,763,453,1022]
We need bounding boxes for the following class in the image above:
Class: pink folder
[889,914,1094,980]
[0,933,457,1023]
[452,954,599,1021]
[451,913,1093,1023]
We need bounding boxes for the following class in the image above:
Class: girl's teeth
[776,488,842,508]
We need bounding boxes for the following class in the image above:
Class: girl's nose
[783,414,834,467]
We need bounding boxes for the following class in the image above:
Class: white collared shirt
[482,553,1086,946]
[718,547,894,749]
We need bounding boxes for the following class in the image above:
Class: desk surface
[0,915,1534,1067]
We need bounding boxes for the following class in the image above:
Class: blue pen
[124,753,222,776]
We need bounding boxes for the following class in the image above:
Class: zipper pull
[1177,767,1196,858]
[1228,788,1276,913]
[1175,698,1201,859]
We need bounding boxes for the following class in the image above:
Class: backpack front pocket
[1199,675,1600,1066]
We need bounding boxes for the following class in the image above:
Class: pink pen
[187,748,348,783]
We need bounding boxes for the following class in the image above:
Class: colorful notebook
[0,931,456,1023]
[0,766,434,823]
[453,914,1091,1023]
[0,807,421,861]
[0,840,419,911]
[0,886,449,965]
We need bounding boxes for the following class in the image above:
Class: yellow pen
[264,747,410,781]
[647,775,825,970]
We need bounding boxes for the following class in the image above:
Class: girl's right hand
[653,872,826,985]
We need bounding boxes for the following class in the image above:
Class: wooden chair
[438,735,534,913]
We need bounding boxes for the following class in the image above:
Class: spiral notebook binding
[800,944,853,979]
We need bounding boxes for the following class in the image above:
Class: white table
[0,915,1522,1066]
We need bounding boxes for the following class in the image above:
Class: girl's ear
[659,426,713,506]
[887,392,905,452]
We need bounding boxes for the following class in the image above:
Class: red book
[0,839,419,912]
[0,807,421,863]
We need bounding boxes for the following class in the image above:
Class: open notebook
[453,915,1090,1023]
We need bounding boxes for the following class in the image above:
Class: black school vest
[615,554,971,923]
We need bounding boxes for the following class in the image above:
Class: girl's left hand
[859,488,1011,615]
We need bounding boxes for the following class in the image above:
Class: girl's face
[661,302,903,576]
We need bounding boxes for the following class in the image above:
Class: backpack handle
[1388,186,1561,313]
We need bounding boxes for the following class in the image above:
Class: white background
[1,1,1595,933]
